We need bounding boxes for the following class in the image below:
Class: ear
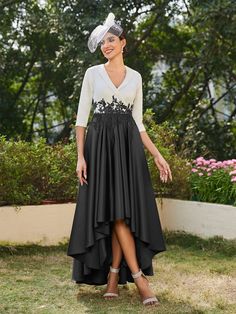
[121,38,126,48]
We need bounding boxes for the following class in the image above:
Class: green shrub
[0,135,78,206]
[2,112,216,206]
[143,109,192,200]
[46,141,78,201]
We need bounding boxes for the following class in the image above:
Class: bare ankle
[111,265,120,269]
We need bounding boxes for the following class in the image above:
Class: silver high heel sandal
[103,266,120,298]
[131,269,160,306]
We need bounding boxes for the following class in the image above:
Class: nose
[103,43,110,50]
[102,40,112,50]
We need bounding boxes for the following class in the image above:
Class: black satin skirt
[67,111,166,285]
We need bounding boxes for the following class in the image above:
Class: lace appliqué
[92,95,133,114]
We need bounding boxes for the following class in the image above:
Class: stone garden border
[0,198,235,245]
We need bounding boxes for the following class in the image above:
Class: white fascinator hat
[87,12,123,53]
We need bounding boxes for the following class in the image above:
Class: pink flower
[209,159,216,163]
[211,163,218,167]
[223,160,229,165]
[192,158,236,181]
[196,157,204,162]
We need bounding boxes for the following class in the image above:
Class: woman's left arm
[140,131,172,183]
[132,73,172,183]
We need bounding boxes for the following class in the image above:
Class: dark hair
[119,30,127,55]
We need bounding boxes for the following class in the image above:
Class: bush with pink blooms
[189,157,236,206]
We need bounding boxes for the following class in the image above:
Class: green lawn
[0,231,236,314]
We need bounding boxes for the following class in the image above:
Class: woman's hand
[154,153,172,183]
[76,156,88,186]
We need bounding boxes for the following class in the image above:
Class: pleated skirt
[67,111,166,285]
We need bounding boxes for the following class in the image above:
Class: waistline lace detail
[92,95,133,114]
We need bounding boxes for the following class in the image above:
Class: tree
[0,0,235,159]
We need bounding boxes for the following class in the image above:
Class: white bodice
[75,64,146,132]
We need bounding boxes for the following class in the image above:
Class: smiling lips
[104,49,113,54]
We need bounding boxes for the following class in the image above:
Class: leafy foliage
[0,0,235,159]
[144,109,192,200]
[0,135,78,206]
[0,116,193,206]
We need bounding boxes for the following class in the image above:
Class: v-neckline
[102,64,128,91]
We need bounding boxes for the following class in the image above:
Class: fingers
[165,163,172,181]
[81,177,88,185]
[160,170,168,183]
[76,167,88,186]
[157,161,172,183]
[160,167,172,183]
[76,169,82,185]
[168,167,172,181]
[84,169,87,180]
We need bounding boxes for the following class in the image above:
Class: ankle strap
[110,266,120,273]
[131,269,142,278]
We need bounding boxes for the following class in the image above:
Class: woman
[67,12,172,307]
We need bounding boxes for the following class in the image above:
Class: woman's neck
[105,55,125,70]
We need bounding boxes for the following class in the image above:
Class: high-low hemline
[67,112,167,285]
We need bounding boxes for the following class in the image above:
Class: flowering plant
[189,157,236,206]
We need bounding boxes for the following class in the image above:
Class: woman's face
[99,32,126,59]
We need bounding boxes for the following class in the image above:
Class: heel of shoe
[131,269,160,306]
[103,266,120,298]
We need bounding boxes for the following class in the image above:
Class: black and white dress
[67,63,166,285]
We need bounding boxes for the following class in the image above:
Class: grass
[0,230,236,314]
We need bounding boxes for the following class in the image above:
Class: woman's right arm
[76,126,88,186]
[75,68,93,185]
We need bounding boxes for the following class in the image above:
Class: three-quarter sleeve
[132,73,146,132]
[75,68,93,127]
